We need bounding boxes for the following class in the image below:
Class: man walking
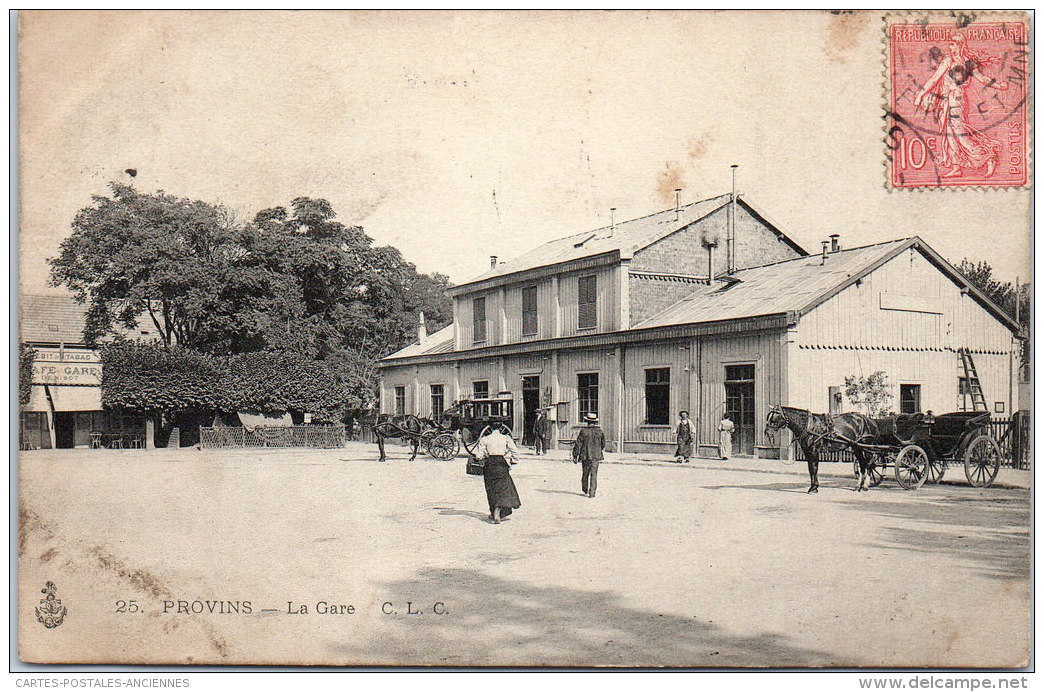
[533,408,551,456]
[674,410,697,463]
[572,412,606,498]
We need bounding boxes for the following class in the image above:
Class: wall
[628,275,706,326]
[695,330,785,456]
[630,204,801,277]
[619,339,693,449]
[788,246,1018,417]
[453,264,621,349]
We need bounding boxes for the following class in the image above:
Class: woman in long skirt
[475,426,522,524]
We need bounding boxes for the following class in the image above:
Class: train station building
[378,193,1023,457]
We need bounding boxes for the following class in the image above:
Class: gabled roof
[383,323,454,360]
[637,237,1021,334]
[449,193,803,295]
[19,293,168,347]
[19,294,89,345]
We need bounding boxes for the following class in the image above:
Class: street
[18,443,1030,667]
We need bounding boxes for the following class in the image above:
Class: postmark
[885,13,1029,189]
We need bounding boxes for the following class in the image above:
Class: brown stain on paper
[89,545,172,600]
[824,11,872,63]
[656,164,686,206]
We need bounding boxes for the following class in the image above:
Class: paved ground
[17,443,1031,667]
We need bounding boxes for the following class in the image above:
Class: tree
[19,344,37,408]
[843,371,894,417]
[49,183,247,349]
[53,184,453,416]
[956,258,1030,366]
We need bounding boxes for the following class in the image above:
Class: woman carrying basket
[473,425,522,524]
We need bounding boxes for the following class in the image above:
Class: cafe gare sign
[32,348,102,386]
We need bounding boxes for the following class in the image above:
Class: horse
[364,413,433,462]
[765,405,881,493]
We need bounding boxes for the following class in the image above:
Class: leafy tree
[843,371,894,417]
[49,183,246,349]
[19,344,37,408]
[956,259,1030,325]
[956,259,1030,366]
[53,184,453,416]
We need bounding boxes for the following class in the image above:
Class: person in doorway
[572,412,606,498]
[718,414,735,459]
[674,410,697,463]
[473,425,522,524]
[533,408,551,456]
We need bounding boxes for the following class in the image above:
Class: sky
[18,10,1032,295]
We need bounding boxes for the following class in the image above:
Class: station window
[645,368,670,424]
[522,286,538,336]
[394,386,406,416]
[578,373,599,421]
[473,380,489,399]
[578,275,597,329]
[900,384,921,414]
[430,384,444,421]
[473,297,487,343]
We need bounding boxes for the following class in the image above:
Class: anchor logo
[35,581,67,629]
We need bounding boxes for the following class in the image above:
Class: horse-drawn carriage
[766,405,1003,492]
[372,396,514,461]
[852,411,1002,490]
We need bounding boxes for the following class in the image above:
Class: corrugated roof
[19,294,89,345]
[636,239,912,328]
[460,194,733,286]
[383,323,455,360]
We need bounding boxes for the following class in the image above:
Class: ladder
[958,348,988,412]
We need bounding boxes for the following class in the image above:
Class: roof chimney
[829,234,840,253]
[821,240,830,265]
[728,164,739,274]
[418,311,427,343]
[706,242,716,284]
[490,255,498,269]
[608,207,617,237]
[675,188,682,221]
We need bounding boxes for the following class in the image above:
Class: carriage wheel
[964,435,1001,488]
[460,428,478,457]
[894,445,929,490]
[427,433,460,461]
[925,457,946,484]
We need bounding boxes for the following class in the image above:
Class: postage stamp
[885,14,1030,189]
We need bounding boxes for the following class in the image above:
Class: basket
[466,457,485,476]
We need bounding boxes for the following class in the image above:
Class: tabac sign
[32,348,102,386]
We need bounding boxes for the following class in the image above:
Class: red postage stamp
[886,15,1029,189]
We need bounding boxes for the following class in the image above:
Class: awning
[24,385,51,412]
[45,385,102,412]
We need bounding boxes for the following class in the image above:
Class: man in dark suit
[572,412,606,498]
[533,408,551,455]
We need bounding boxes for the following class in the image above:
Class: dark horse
[765,405,880,493]
[363,413,435,462]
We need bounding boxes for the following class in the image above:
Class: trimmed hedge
[100,342,344,420]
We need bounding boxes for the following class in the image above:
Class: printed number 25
[115,600,139,613]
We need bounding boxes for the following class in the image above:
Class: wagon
[851,411,1002,490]
[436,397,515,459]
